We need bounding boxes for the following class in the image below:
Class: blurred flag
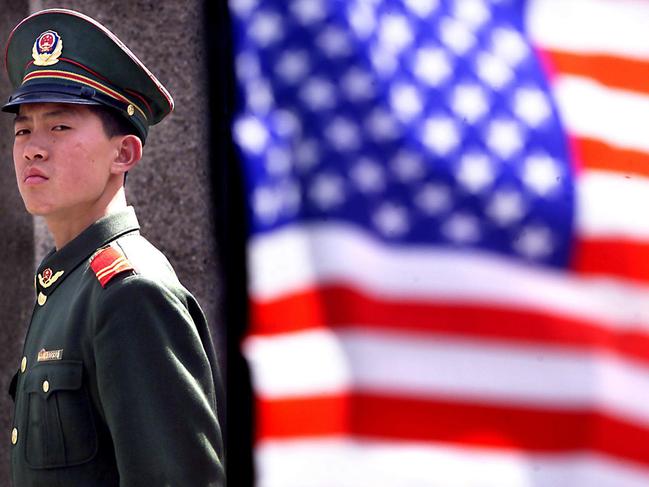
[229,0,649,485]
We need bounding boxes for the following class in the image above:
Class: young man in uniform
[2,9,225,486]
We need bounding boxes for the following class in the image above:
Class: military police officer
[2,9,225,486]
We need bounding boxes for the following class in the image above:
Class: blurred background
[3,0,649,486]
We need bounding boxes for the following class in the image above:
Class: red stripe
[257,394,649,465]
[543,48,649,96]
[249,285,649,364]
[573,136,649,178]
[573,238,649,283]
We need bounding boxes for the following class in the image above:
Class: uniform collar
[35,207,140,300]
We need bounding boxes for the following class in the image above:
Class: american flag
[229,0,649,485]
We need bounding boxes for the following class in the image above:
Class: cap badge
[32,30,63,66]
[38,267,64,288]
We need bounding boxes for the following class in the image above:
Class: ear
[110,134,143,175]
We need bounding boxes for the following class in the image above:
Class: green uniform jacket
[9,208,225,486]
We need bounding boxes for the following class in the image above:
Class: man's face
[13,103,119,219]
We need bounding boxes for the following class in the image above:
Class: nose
[23,138,48,162]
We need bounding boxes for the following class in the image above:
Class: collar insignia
[32,30,63,66]
[37,348,63,362]
[38,268,64,288]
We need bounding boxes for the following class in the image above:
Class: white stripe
[256,438,649,487]
[244,329,649,426]
[248,223,649,329]
[553,75,649,154]
[578,170,649,238]
[527,0,649,60]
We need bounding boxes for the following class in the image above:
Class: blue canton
[230,0,575,267]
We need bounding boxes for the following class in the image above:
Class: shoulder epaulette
[90,245,134,288]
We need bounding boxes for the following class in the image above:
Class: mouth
[23,169,49,185]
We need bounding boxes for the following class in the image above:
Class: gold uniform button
[127,104,135,116]
[20,356,27,373]
[11,428,17,445]
[42,380,49,393]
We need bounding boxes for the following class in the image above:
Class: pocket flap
[24,361,83,397]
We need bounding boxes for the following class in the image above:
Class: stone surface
[0,1,226,483]
[0,4,33,484]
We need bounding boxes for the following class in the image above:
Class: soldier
[2,8,225,486]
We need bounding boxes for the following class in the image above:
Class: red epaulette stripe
[90,247,134,288]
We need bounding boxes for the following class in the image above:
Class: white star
[514,87,551,128]
[522,154,562,196]
[266,146,291,175]
[415,183,452,215]
[309,173,346,209]
[476,51,513,89]
[290,0,327,25]
[371,45,398,76]
[341,67,375,102]
[272,110,301,138]
[230,0,259,18]
[246,79,273,114]
[326,117,361,152]
[451,83,489,123]
[486,189,526,226]
[491,27,529,67]
[414,47,452,87]
[439,17,476,55]
[299,77,336,111]
[442,213,481,243]
[455,153,494,193]
[390,83,423,122]
[294,139,320,172]
[317,26,352,58]
[378,13,413,54]
[366,108,400,141]
[405,0,439,17]
[248,11,283,47]
[278,179,302,217]
[485,118,524,159]
[275,50,310,84]
[513,225,554,260]
[391,150,425,182]
[234,115,269,155]
[453,0,490,29]
[235,52,260,80]
[421,115,461,156]
[347,1,377,39]
[350,158,385,193]
[373,203,410,237]
[253,186,281,224]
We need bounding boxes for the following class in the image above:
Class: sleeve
[93,275,225,486]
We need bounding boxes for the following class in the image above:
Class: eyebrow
[14,108,78,124]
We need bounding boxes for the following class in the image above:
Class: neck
[46,189,128,250]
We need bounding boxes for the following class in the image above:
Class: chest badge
[37,348,63,362]
[32,30,63,66]
[38,267,64,288]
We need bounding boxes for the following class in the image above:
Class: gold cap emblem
[32,30,63,66]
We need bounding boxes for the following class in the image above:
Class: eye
[14,128,30,137]
[52,125,71,131]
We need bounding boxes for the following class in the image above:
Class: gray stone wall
[0,1,224,484]
[0,2,32,484]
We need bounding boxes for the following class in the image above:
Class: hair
[87,105,139,139]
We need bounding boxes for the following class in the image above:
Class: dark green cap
[2,8,174,141]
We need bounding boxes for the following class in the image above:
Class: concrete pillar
[0,0,225,483]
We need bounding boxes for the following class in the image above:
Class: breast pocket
[23,361,98,469]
